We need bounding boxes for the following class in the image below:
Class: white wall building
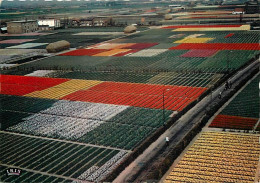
[38,19,61,29]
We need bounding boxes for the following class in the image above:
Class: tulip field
[1,95,171,150]
[165,131,260,183]
[0,132,128,182]
[0,74,207,111]
[0,165,69,183]
[210,75,259,130]
[14,24,259,74]
[42,71,219,88]
[1,23,260,182]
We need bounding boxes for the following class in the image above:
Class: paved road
[113,59,259,183]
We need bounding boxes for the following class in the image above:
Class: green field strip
[1,95,57,113]
[147,72,178,85]
[39,144,86,172]
[56,146,93,175]
[70,148,106,178]
[1,137,46,163]
[2,129,132,152]
[51,71,157,84]
[2,169,35,183]
[53,178,71,183]
[93,56,161,71]
[4,109,152,150]
[220,75,259,118]
[96,150,119,167]
[36,143,78,172]
[0,132,127,182]
[146,56,207,72]
[20,174,42,183]
[4,140,53,166]
[207,32,260,43]
[0,134,38,152]
[1,137,41,163]
[31,174,53,183]
[26,142,76,170]
[107,107,172,128]
[21,141,64,169]
[33,143,76,171]
[64,147,102,177]
[72,148,112,173]
[47,145,89,174]
[1,95,58,130]
[197,50,258,72]
[151,43,176,49]
[42,176,58,183]
[0,132,31,148]
[11,140,59,167]
[147,72,215,87]
[78,122,155,150]
[17,55,112,70]
[0,110,31,130]
[0,165,72,183]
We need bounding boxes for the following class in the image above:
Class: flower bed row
[60,43,159,57]
[209,75,259,130]
[7,100,128,140]
[3,95,169,149]
[165,131,260,183]
[62,82,206,111]
[0,132,127,182]
[0,75,103,97]
[60,49,107,56]
[76,151,128,182]
[0,75,207,111]
[169,43,260,50]
[0,164,67,183]
[209,114,258,130]
[0,74,68,87]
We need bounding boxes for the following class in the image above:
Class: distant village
[1,0,259,34]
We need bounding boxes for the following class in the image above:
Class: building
[7,20,38,34]
[71,19,80,27]
[79,17,94,26]
[38,25,51,31]
[0,27,7,34]
[232,8,245,14]
[93,17,106,26]
[38,19,61,30]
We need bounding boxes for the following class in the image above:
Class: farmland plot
[165,131,260,183]
[7,100,129,140]
[0,132,129,182]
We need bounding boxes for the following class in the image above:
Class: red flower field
[209,114,258,130]
[0,75,68,96]
[62,82,206,111]
[59,49,108,56]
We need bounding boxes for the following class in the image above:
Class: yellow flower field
[165,131,260,183]
[25,79,102,99]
